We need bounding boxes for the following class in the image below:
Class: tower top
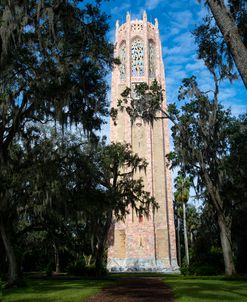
[116,11,158,29]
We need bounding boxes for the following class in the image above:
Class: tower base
[107,257,180,273]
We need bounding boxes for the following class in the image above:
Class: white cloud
[173,31,195,47]
[164,54,191,65]
[160,27,181,41]
[219,87,236,101]
[228,104,247,116]
[185,60,204,72]
[145,0,163,11]
[111,2,131,16]
[170,10,194,30]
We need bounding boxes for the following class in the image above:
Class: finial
[155,18,158,28]
[116,20,119,29]
[126,11,131,22]
[143,10,147,21]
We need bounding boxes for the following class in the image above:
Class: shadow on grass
[164,276,247,302]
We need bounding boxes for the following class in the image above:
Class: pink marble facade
[107,12,178,272]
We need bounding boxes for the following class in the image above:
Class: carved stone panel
[149,40,155,78]
[119,42,126,80]
[156,228,169,258]
[115,229,126,258]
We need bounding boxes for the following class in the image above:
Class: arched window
[149,40,155,78]
[119,42,126,80]
[131,38,144,77]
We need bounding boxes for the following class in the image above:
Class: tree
[186,205,200,248]
[174,201,183,267]
[188,203,225,276]
[91,142,158,274]
[201,0,247,88]
[0,0,114,285]
[168,76,239,275]
[0,126,158,280]
[174,175,191,266]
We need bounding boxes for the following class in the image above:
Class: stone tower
[107,12,178,272]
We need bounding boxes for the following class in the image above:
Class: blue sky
[100,0,246,119]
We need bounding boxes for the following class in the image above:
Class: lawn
[3,274,247,302]
[164,275,247,302]
[3,277,115,302]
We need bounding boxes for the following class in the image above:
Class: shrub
[67,260,107,276]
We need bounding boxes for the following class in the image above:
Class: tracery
[119,42,126,80]
[149,40,155,78]
[131,39,144,77]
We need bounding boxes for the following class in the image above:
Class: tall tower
[107,12,178,272]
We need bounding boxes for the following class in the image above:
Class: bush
[180,247,224,276]
[45,262,53,277]
[180,264,190,275]
[67,259,86,276]
[67,260,107,276]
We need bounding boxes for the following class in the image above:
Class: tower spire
[126,11,131,22]
[143,10,147,21]
[155,18,159,29]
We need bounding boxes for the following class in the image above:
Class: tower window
[119,42,126,80]
[131,39,144,77]
[149,40,155,78]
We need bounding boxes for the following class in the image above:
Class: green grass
[163,275,247,302]
[3,278,115,302]
[3,274,247,302]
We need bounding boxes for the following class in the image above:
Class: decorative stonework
[119,42,126,80]
[148,23,155,31]
[131,39,144,77]
[149,40,155,78]
[108,11,179,273]
[119,24,126,33]
[131,22,143,31]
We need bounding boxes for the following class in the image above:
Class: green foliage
[45,263,53,277]
[0,1,114,156]
[0,125,157,281]
[196,0,247,88]
[98,142,157,219]
[0,0,115,285]
[174,175,191,204]
[193,17,237,81]
[67,260,107,277]
[181,247,224,276]
[112,80,167,125]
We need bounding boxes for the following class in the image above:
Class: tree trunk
[202,170,236,275]
[95,213,112,276]
[218,213,236,275]
[183,202,189,266]
[190,231,194,247]
[0,217,19,286]
[54,243,60,273]
[95,240,105,276]
[177,217,182,266]
[207,0,247,88]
